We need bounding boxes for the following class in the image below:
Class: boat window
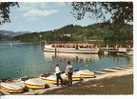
[59,44,62,48]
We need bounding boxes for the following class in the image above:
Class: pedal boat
[25,78,49,89]
[0,81,25,93]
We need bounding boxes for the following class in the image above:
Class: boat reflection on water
[43,52,99,70]
[43,52,99,62]
[43,52,132,72]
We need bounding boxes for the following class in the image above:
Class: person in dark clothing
[65,61,73,86]
[55,64,63,86]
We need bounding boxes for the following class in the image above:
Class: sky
[0,2,110,33]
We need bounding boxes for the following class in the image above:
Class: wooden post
[55,32,57,58]
[55,45,57,58]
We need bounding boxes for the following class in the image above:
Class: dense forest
[13,22,133,44]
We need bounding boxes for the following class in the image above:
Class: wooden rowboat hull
[0,86,24,93]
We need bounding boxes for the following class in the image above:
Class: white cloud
[24,9,58,17]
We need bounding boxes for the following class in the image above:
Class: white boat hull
[126,50,133,55]
[44,47,99,54]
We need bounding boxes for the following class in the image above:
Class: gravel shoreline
[45,67,133,95]
[45,74,133,95]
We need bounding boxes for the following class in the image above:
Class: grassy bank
[45,74,133,95]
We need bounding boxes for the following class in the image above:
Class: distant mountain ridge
[0,30,32,39]
[0,30,30,40]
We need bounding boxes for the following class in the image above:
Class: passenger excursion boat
[43,43,99,54]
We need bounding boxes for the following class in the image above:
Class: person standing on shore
[65,61,73,86]
[55,64,63,86]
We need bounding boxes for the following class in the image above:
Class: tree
[0,2,19,24]
[72,2,133,24]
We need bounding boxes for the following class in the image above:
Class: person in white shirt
[55,64,63,86]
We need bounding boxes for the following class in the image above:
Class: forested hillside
[13,22,133,43]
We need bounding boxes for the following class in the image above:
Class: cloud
[21,2,68,12]
[24,9,58,17]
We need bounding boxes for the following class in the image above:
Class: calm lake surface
[0,42,133,79]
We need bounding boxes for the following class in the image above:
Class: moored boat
[41,70,95,83]
[117,48,127,53]
[0,81,25,93]
[126,50,133,55]
[40,74,67,84]
[72,72,82,81]
[72,70,95,80]
[126,48,133,55]
[44,43,99,54]
[25,78,49,89]
[77,70,95,78]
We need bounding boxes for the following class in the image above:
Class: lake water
[0,43,133,79]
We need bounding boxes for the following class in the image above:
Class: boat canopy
[51,43,98,48]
